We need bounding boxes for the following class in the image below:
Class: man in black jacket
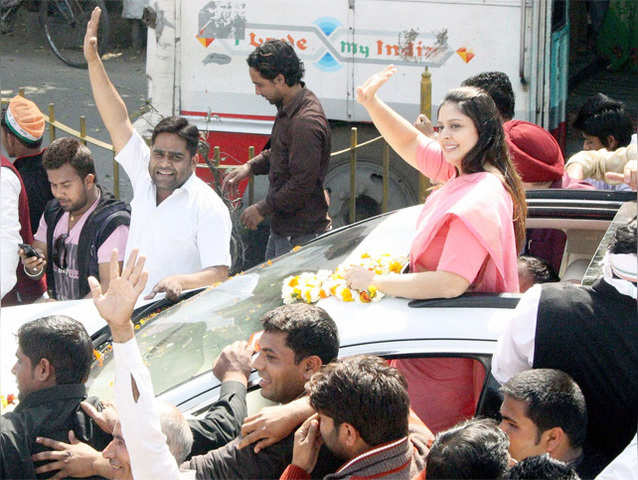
[0,315,112,479]
[19,137,129,300]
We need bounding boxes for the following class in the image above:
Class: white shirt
[114,337,181,480]
[115,132,232,298]
[491,275,637,384]
[596,434,637,480]
[491,283,541,384]
[1,166,22,299]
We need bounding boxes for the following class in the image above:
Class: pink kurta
[409,136,519,292]
[393,136,520,433]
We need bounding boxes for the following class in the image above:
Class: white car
[1,190,634,421]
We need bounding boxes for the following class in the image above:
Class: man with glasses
[84,7,231,301]
[19,137,130,300]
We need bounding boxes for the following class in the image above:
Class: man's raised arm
[89,249,181,480]
[84,7,134,153]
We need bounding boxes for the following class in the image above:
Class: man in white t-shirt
[83,7,232,301]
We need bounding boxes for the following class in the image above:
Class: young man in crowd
[499,369,587,470]
[517,255,560,293]
[1,95,53,233]
[492,218,638,478]
[19,137,130,300]
[280,355,430,480]
[566,142,637,191]
[225,39,331,260]
[1,153,47,305]
[84,7,232,301]
[186,303,343,480]
[419,418,511,479]
[567,93,635,190]
[31,320,252,479]
[505,455,581,480]
[572,93,634,153]
[0,316,112,479]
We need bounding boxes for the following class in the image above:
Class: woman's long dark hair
[439,87,527,252]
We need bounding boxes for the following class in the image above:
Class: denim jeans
[264,230,320,261]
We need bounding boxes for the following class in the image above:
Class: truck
[140,0,569,233]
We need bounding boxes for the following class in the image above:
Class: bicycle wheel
[39,0,110,69]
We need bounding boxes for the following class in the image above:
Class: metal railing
[2,89,122,199]
[208,131,391,224]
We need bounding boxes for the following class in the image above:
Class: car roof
[319,296,513,348]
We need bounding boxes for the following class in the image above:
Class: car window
[86,208,420,401]
[389,356,487,434]
[224,353,494,434]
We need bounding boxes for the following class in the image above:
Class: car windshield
[86,207,420,400]
[583,200,637,285]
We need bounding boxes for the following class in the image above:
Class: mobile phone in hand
[19,243,43,259]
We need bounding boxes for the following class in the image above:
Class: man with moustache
[84,7,232,300]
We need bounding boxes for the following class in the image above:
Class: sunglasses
[52,234,69,270]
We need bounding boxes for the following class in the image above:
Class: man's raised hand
[83,7,102,64]
[88,249,147,342]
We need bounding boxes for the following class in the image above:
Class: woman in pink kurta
[345,67,526,432]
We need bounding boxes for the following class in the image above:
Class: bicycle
[0,0,109,69]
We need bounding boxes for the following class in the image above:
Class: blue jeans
[265,230,320,260]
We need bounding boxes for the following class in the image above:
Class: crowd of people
[1,5,636,480]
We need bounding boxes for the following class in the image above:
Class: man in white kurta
[84,8,231,302]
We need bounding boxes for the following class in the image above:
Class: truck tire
[325,122,420,228]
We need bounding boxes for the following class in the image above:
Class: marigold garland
[0,393,17,413]
[281,253,407,305]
